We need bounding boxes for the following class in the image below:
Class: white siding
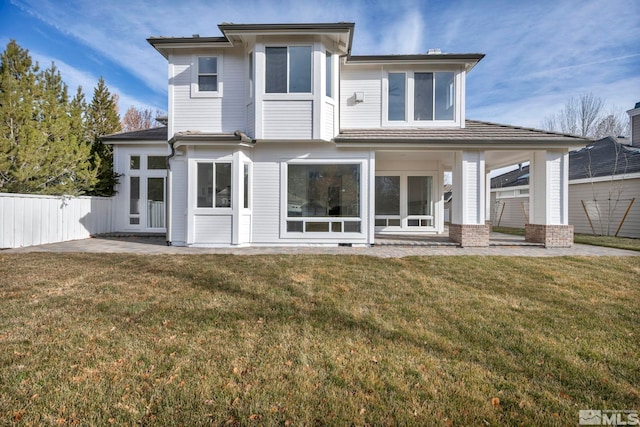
[170,158,188,244]
[0,193,113,249]
[171,49,246,134]
[633,115,640,145]
[251,160,281,243]
[262,100,313,139]
[340,67,382,129]
[193,215,232,244]
[324,101,334,140]
[568,178,640,238]
[239,213,252,244]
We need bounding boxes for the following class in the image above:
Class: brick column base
[525,224,574,248]
[449,223,490,247]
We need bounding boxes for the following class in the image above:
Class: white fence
[0,193,114,249]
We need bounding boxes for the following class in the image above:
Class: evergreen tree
[0,40,98,195]
[0,39,42,193]
[86,77,121,196]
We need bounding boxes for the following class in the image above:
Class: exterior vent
[192,34,200,38]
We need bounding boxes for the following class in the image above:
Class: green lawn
[1,254,638,425]
[493,226,640,252]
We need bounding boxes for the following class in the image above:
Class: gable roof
[335,120,589,149]
[101,126,168,143]
[491,136,640,188]
[148,22,355,58]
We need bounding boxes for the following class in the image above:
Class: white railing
[0,193,114,249]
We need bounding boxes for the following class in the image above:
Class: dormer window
[265,46,312,93]
[385,71,456,124]
[191,55,223,98]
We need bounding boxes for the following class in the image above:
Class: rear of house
[105,22,588,248]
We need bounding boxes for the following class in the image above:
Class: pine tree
[86,77,121,196]
[0,40,44,193]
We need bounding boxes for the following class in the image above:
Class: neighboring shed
[491,136,640,237]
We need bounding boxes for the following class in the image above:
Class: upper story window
[265,46,312,93]
[386,71,455,124]
[191,55,223,98]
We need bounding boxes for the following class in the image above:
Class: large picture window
[197,162,231,208]
[265,46,312,93]
[286,164,361,233]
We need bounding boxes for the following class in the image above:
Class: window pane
[243,163,249,209]
[287,164,360,218]
[287,221,303,232]
[289,46,312,93]
[215,163,232,208]
[147,177,165,228]
[198,75,217,92]
[326,51,332,97]
[435,72,454,120]
[388,73,406,121]
[344,221,361,233]
[198,57,217,74]
[265,47,287,93]
[414,72,434,121]
[130,156,140,170]
[408,176,433,215]
[130,176,140,214]
[375,176,400,215]
[306,222,329,232]
[148,156,166,170]
[197,163,213,208]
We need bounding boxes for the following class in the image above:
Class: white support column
[485,169,492,226]
[231,150,242,246]
[368,149,376,246]
[527,150,573,247]
[450,150,489,246]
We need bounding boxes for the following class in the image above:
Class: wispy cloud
[7,0,639,126]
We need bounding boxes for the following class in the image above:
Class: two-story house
[104,22,588,247]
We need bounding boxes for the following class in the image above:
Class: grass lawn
[1,254,638,425]
[493,226,640,252]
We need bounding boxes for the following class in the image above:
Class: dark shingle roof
[335,120,589,146]
[102,126,168,141]
[569,137,640,180]
[491,136,640,188]
[491,165,530,188]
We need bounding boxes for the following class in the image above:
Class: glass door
[147,177,165,229]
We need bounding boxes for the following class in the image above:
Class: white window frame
[382,69,459,127]
[374,171,437,231]
[280,159,367,239]
[193,160,233,212]
[264,45,313,95]
[191,54,223,98]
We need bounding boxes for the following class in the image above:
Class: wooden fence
[0,193,114,249]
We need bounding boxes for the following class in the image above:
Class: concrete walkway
[3,234,639,258]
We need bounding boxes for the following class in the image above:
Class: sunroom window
[196,162,231,208]
[265,46,312,93]
[286,164,361,233]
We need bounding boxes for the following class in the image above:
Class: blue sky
[1,0,639,128]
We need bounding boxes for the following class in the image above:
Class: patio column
[526,150,573,247]
[449,150,489,247]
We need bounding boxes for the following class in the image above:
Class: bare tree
[542,93,630,139]
[121,106,160,132]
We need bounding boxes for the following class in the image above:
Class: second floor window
[265,46,312,93]
[387,71,455,123]
[198,57,218,91]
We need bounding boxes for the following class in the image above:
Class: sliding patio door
[375,174,434,231]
